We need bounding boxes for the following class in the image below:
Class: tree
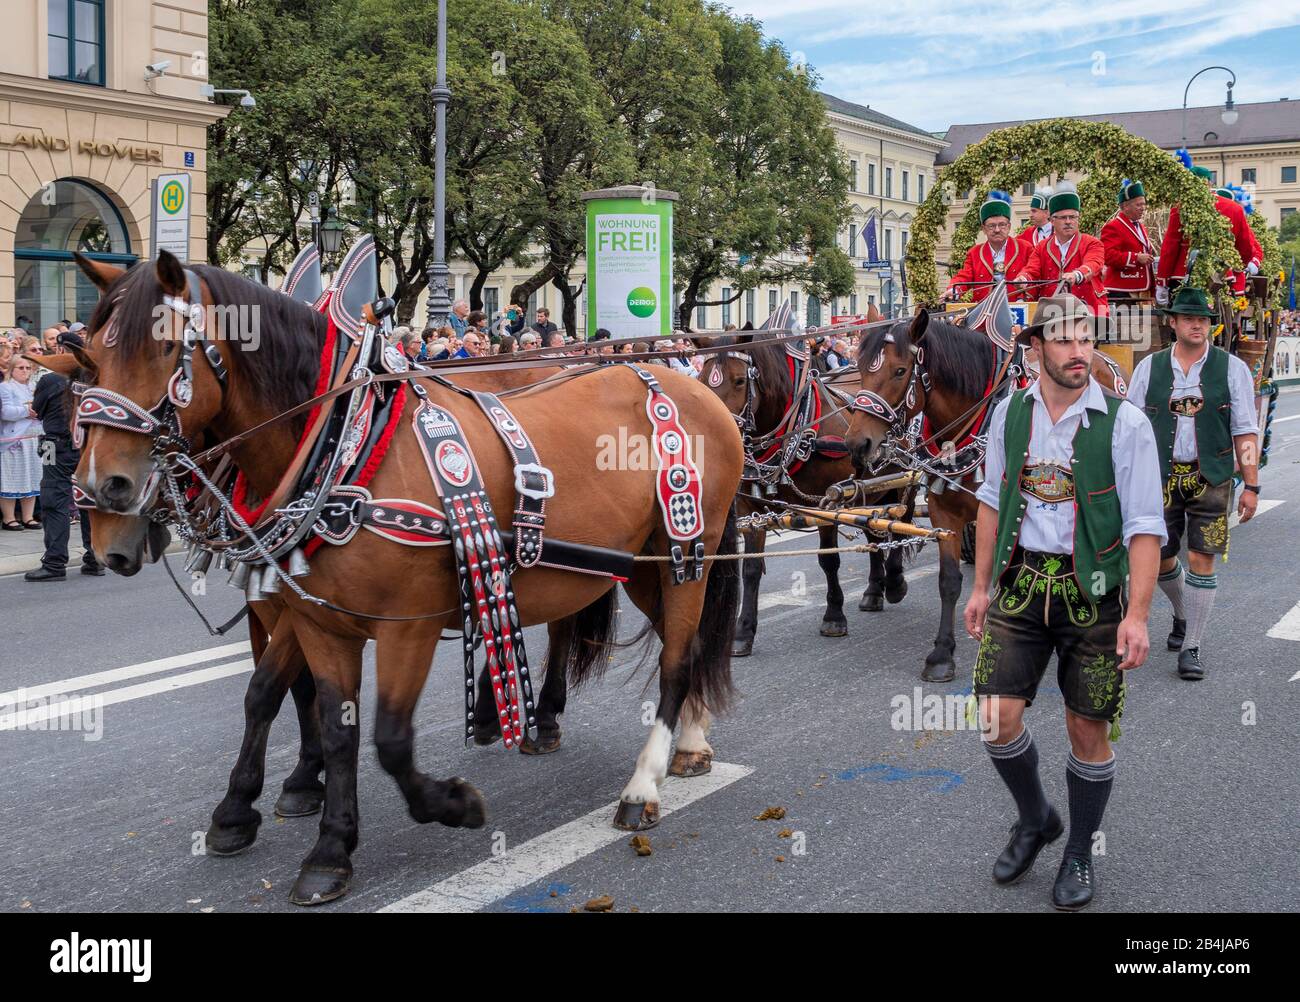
[671,14,852,330]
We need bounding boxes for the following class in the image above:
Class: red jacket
[1101,212,1155,293]
[1018,233,1109,314]
[1016,222,1049,251]
[946,238,1030,302]
[1157,196,1263,294]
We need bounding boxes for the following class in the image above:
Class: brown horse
[844,310,1126,682]
[698,331,909,656]
[57,251,744,905]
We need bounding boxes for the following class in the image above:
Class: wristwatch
[1243,484,1261,494]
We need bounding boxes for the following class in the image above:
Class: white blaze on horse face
[83,445,99,496]
[620,720,673,805]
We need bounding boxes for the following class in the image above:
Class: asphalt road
[3,392,1298,914]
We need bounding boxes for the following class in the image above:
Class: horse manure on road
[630,835,653,856]
[584,895,616,912]
[753,806,787,821]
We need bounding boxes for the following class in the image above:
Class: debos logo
[627,287,656,319]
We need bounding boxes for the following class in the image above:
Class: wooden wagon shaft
[773,508,952,540]
[823,470,923,504]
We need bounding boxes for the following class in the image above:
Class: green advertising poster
[581,186,677,339]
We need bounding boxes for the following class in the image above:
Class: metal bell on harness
[190,550,214,577]
[260,564,283,594]
[227,561,252,589]
[183,543,204,573]
[287,548,311,578]
[245,566,266,603]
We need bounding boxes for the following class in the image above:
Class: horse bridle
[71,269,229,512]
[848,332,928,438]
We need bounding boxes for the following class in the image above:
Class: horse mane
[739,336,792,400]
[93,262,329,415]
[857,314,994,401]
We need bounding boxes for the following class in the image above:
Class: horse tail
[687,506,740,712]
[550,588,622,692]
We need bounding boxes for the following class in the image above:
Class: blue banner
[1289,255,1296,310]
[865,218,879,263]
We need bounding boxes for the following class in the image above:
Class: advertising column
[580,185,678,340]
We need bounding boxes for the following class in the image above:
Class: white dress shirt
[977,377,1168,553]
[1126,343,1259,462]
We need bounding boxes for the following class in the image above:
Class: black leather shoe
[1052,855,1095,910]
[1167,617,1186,651]
[80,564,105,576]
[993,806,1063,885]
[1178,647,1205,680]
[24,566,66,582]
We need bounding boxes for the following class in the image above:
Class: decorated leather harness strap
[466,389,554,568]
[627,366,706,584]
[408,385,536,749]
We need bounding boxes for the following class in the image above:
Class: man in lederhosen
[1125,286,1259,680]
[964,294,1165,910]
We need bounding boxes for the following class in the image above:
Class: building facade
[0,0,226,331]
[935,100,1300,268]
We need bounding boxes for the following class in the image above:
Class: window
[849,292,858,315]
[1208,170,1218,185]
[721,287,732,327]
[848,223,857,257]
[901,231,909,261]
[918,175,925,203]
[484,287,500,318]
[1022,183,1033,196]
[867,294,876,306]
[868,163,876,195]
[885,167,893,199]
[789,290,799,315]
[884,229,893,261]
[768,289,778,316]
[849,160,858,191]
[1282,207,1297,218]
[1283,166,1297,183]
[807,296,821,327]
[14,178,135,331]
[48,0,104,86]
[696,304,707,330]
[1242,168,1257,184]
[745,288,755,325]
[902,171,909,202]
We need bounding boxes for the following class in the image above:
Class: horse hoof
[446,777,488,829]
[669,750,713,778]
[205,823,259,856]
[885,578,908,604]
[519,731,562,755]
[613,800,661,831]
[859,593,884,612]
[922,660,956,683]
[288,865,352,906]
[732,639,753,658]
[274,786,324,818]
[820,620,849,638]
[472,724,501,747]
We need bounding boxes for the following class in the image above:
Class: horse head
[845,309,929,469]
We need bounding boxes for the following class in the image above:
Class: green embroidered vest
[1143,346,1234,486]
[993,389,1128,599]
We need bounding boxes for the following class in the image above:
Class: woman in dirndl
[0,353,43,529]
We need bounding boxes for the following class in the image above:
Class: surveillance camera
[239,93,256,108]
[144,60,171,79]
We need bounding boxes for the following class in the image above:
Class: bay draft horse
[844,309,1127,683]
[58,252,744,905]
[698,331,910,656]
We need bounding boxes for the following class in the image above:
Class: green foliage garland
[906,119,1239,305]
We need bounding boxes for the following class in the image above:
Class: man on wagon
[964,294,1165,910]
[1015,186,1054,250]
[1016,181,1110,315]
[1125,286,1260,680]
[1156,165,1262,303]
[1101,180,1157,299]
[942,192,1029,303]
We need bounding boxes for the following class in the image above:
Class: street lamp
[319,207,346,268]
[425,0,453,330]
[308,191,321,248]
[1182,66,1238,147]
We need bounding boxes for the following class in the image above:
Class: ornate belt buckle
[514,463,555,500]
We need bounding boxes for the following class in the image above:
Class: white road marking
[1230,498,1284,529]
[0,641,251,705]
[2,660,255,728]
[1266,602,1300,643]
[379,761,754,913]
[1273,414,1300,424]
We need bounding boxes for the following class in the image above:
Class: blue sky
[723,1,1300,132]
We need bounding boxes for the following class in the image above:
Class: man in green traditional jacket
[1126,286,1260,680]
[964,294,1166,910]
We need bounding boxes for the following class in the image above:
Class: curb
[0,541,186,578]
